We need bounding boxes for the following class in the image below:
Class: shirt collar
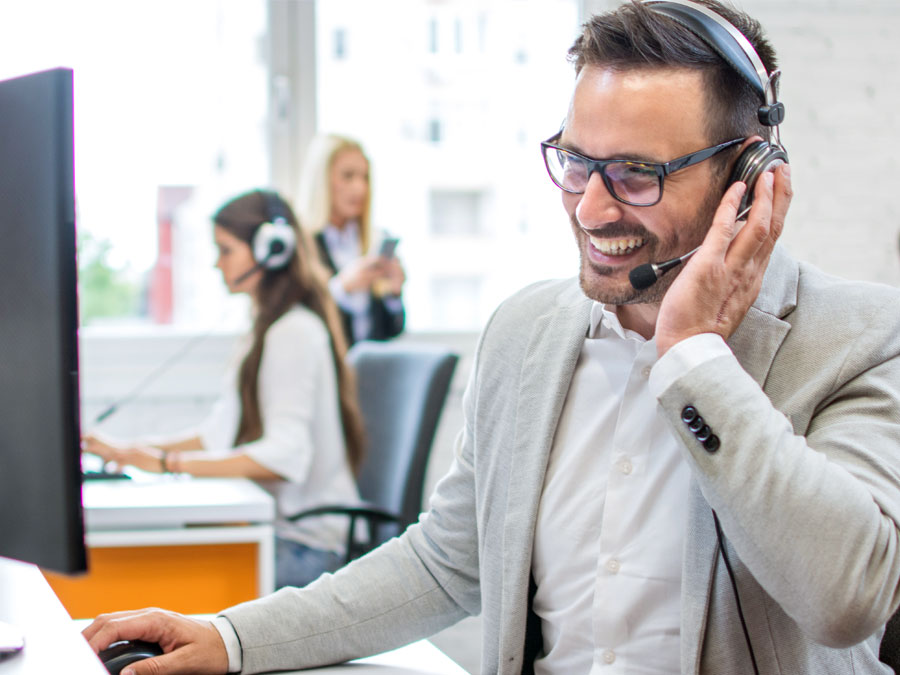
[588,301,650,344]
[323,221,360,251]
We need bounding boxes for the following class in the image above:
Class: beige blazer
[224,246,900,675]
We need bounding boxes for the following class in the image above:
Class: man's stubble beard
[574,184,722,306]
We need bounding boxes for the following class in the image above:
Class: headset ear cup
[729,140,789,216]
[252,220,296,270]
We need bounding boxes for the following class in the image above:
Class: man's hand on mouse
[83,608,229,675]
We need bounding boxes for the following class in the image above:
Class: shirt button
[641,365,651,378]
[606,558,620,573]
[619,458,633,475]
[602,649,616,664]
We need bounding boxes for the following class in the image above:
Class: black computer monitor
[0,68,86,583]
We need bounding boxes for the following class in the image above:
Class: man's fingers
[726,170,775,265]
[702,181,747,259]
[769,162,792,244]
[123,651,175,675]
[84,610,164,651]
[122,645,219,675]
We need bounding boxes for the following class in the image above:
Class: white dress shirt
[199,305,359,554]
[532,303,728,674]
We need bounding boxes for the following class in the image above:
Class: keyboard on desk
[82,470,131,481]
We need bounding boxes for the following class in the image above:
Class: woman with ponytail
[83,189,366,588]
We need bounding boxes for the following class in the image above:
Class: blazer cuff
[212,615,243,673]
[649,333,732,398]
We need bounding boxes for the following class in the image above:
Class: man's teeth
[589,236,644,255]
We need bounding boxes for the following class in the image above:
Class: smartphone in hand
[378,237,399,259]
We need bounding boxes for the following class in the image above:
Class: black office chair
[880,608,900,671]
[287,340,459,565]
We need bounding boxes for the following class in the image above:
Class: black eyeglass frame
[540,132,746,207]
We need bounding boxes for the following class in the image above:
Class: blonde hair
[296,134,372,254]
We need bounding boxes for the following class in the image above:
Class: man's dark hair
[569,0,778,159]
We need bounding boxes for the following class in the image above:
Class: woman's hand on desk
[82,433,168,474]
[83,608,229,674]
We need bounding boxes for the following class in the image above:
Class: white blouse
[199,305,359,553]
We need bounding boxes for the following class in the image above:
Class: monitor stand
[0,620,25,654]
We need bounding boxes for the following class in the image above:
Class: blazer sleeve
[368,294,405,340]
[653,292,900,648]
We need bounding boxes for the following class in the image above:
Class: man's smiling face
[561,65,725,306]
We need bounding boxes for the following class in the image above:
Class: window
[430,190,484,236]
[334,28,347,59]
[428,17,439,53]
[429,118,443,144]
[1,0,582,334]
[0,0,269,329]
[315,0,580,331]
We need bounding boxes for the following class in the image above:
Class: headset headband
[645,0,784,128]
[261,190,289,226]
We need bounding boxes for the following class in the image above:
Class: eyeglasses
[540,132,745,207]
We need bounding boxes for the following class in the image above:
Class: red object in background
[149,186,193,324]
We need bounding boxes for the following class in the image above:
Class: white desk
[44,475,276,618]
[2,558,469,674]
[0,558,106,674]
[307,640,469,673]
[83,473,274,530]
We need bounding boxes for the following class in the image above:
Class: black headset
[251,190,296,271]
[647,0,788,218]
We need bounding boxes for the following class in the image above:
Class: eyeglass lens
[547,147,660,205]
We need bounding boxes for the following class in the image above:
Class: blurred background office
[1,1,897,672]
[1,0,894,341]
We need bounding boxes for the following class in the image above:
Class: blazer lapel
[498,285,591,663]
[681,481,722,675]
[727,245,798,386]
[681,246,799,673]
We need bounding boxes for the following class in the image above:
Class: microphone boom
[628,245,701,290]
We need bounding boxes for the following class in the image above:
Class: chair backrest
[880,608,900,669]
[347,341,459,534]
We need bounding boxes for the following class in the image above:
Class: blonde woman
[83,190,365,588]
[297,134,405,345]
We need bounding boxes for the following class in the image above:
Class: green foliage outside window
[77,231,142,325]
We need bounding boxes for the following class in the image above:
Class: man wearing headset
[84,1,900,673]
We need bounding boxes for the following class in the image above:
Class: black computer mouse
[98,639,164,674]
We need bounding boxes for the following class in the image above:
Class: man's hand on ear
[655,162,792,357]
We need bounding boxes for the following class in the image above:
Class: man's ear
[736,135,765,156]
